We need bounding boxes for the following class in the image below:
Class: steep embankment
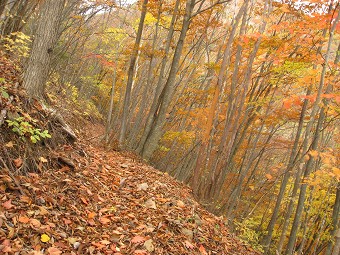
[1,131,260,254]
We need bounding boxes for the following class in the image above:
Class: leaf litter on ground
[0,125,260,255]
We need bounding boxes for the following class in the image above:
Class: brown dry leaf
[39,206,49,216]
[13,158,23,168]
[29,218,41,228]
[100,240,111,245]
[131,236,146,244]
[20,196,32,204]
[265,174,273,180]
[87,219,96,226]
[63,218,72,225]
[47,247,62,255]
[80,197,88,205]
[5,141,14,148]
[2,199,14,209]
[176,200,185,208]
[134,250,148,255]
[144,239,154,252]
[99,217,111,225]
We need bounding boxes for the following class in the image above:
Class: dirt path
[0,125,260,254]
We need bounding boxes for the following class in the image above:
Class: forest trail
[0,123,259,255]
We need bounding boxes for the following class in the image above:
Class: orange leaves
[283,95,302,109]
[131,236,146,244]
[88,211,96,219]
[282,93,340,110]
[18,215,30,223]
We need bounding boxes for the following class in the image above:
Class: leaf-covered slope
[1,133,259,255]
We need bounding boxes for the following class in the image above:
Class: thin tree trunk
[136,0,180,154]
[140,0,196,160]
[118,0,148,147]
[285,10,340,254]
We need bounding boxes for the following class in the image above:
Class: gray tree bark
[23,0,65,100]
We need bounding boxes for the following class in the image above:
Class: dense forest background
[1,0,340,254]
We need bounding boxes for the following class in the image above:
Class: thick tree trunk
[0,0,7,19]
[23,0,65,100]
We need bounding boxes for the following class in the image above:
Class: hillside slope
[0,125,260,255]
[0,52,260,254]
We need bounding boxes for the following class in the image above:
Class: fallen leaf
[39,206,49,216]
[265,174,273,180]
[134,250,148,255]
[30,218,41,228]
[99,217,111,225]
[88,212,96,219]
[47,247,62,255]
[2,200,14,209]
[100,240,111,245]
[177,200,185,208]
[144,239,154,252]
[144,198,156,209]
[63,218,72,225]
[137,183,149,191]
[67,237,78,245]
[13,158,23,168]
[41,234,50,243]
[5,141,14,148]
[184,240,194,249]
[199,245,208,255]
[40,157,48,163]
[80,197,88,205]
[131,236,146,244]
[18,216,30,223]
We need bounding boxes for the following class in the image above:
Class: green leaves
[6,116,51,143]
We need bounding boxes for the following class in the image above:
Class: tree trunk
[0,0,7,19]
[326,183,340,255]
[23,0,65,100]
[140,0,196,160]
[118,0,148,147]
[136,0,180,154]
[285,10,340,254]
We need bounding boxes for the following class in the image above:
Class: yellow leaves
[332,167,340,180]
[40,234,50,243]
[308,150,319,159]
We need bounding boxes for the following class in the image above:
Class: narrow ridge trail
[0,123,259,255]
